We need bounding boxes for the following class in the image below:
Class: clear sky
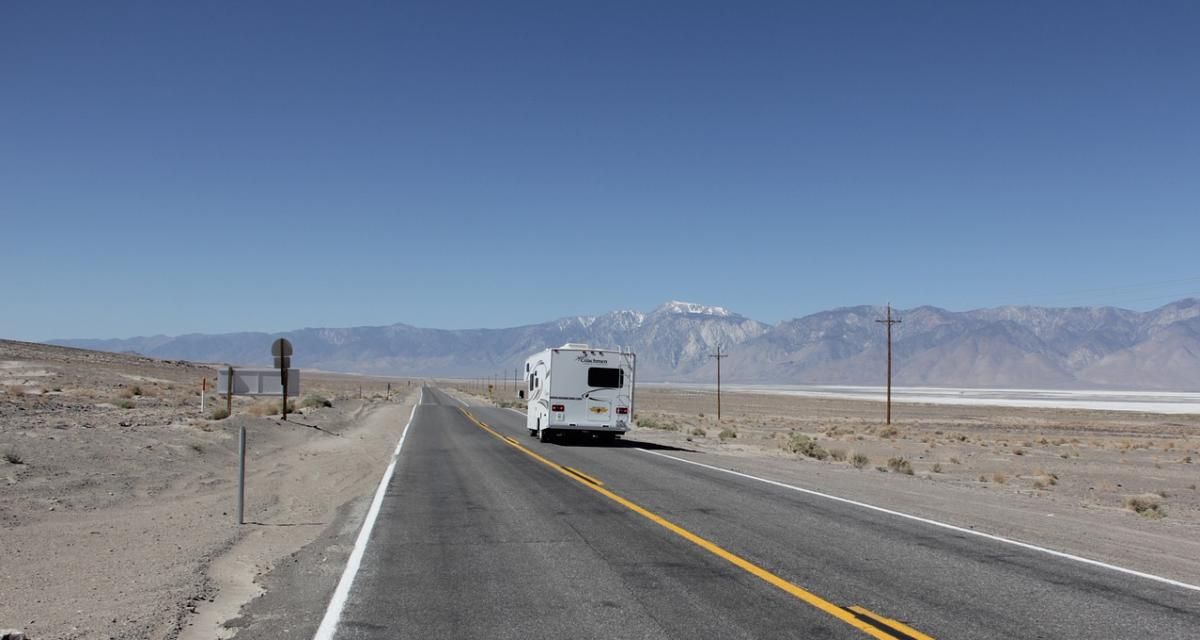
[4,1,1199,341]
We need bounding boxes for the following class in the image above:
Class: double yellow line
[458,409,933,640]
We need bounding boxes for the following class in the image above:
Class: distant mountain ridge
[49,299,1200,391]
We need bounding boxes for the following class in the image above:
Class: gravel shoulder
[0,340,417,640]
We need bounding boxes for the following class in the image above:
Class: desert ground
[0,340,419,640]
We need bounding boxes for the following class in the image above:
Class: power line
[709,345,728,422]
[875,304,901,425]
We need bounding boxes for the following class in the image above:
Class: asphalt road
[328,387,1200,639]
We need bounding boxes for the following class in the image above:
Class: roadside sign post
[201,377,206,413]
[218,345,301,527]
[272,339,293,421]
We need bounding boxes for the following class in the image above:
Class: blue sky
[4,1,1199,340]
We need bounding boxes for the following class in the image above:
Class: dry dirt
[628,386,1200,520]
[0,340,418,640]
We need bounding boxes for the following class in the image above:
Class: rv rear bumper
[549,422,630,433]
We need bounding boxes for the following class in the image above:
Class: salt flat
[650,383,1200,414]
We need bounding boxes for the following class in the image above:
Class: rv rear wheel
[538,428,551,442]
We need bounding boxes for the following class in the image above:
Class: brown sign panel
[271,338,294,357]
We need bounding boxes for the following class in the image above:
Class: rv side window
[587,367,623,388]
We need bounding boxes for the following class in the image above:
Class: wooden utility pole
[709,345,728,422]
[875,304,902,424]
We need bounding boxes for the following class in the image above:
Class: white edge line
[312,388,422,640]
[637,448,1200,594]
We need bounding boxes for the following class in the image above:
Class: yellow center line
[561,466,605,486]
[848,606,935,640]
[457,408,927,640]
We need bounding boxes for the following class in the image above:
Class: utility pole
[875,304,902,425]
[709,345,728,422]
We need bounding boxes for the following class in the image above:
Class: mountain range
[49,299,1200,391]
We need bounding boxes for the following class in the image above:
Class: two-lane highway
[320,387,1200,639]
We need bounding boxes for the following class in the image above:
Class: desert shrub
[931,463,943,473]
[6,386,26,397]
[850,452,869,469]
[248,401,278,416]
[992,473,1007,484]
[1124,494,1167,519]
[878,425,899,438]
[115,399,136,410]
[886,457,914,475]
[301,394,333,409]
[718,428,738,442]
[784,434,827,459]
[949,457,961,465]
[691,427,707,437]
[638,417,678,431]
[1034,471,1058,486]
[190,443,205,454]
[1013,448,1025,456]
[210,407,231,420]
[249,399,296,416]
[829,448,847,462]
[2,448,24,464]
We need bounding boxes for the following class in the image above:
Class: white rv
[520,344,636,442]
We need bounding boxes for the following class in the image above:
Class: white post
[201,377,206,413]
[237,426,246,525]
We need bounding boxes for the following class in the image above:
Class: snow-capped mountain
[49,299,1200,390]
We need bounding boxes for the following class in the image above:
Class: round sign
[271,338,294,357]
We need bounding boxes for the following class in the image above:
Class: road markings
[561,465,605,486]
[312,390,422,640]
[845,606,934,640]
[457,408,927,640]
[638,448,1200,595]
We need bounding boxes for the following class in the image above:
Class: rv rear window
[587,367,623,388]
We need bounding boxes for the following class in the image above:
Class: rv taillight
[616,407,629,414]
[552,404,565,412]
